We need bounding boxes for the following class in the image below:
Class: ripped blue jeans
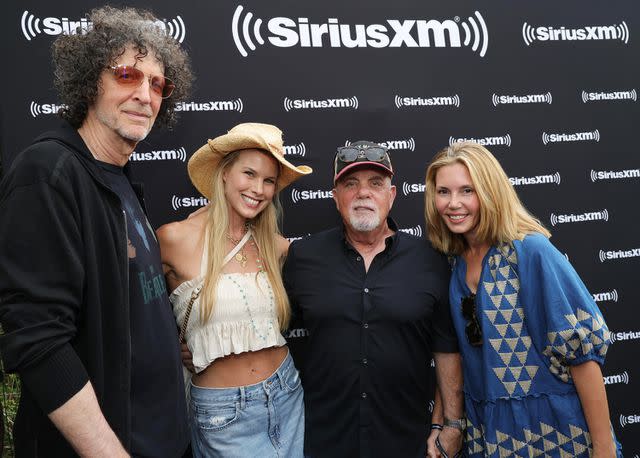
[189,350,304,457]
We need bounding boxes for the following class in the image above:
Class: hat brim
[188,132,312,199]
[334,161,394,184]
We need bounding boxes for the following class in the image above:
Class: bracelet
[443,417,467,432]
[430,423,443,431]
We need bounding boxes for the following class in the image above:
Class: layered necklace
[226,228,264,272]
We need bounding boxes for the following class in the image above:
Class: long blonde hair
[200,150,290,330]
[424,142,550,255]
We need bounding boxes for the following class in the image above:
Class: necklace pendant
[235,251,247,267]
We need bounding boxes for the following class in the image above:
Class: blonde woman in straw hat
[157,123,312,457]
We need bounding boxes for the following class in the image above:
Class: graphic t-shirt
[98,162,189,457]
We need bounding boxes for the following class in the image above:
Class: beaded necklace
[225,230,275,342]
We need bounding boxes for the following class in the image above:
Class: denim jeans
[189,350,304,457]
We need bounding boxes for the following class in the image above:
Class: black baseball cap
[333,141,393,183]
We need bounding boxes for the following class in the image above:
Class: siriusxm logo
[21,10,186,42]
[522,21,629,46]
[395,94,460,108]
[283,96,358,111]
[598,247,640,263]
[290,188,333,204]
[175,99,243,112]
[285,328,309,339]
[492,92,552,106]
[590,168,640,182]
[171,195,209,211]
[450,134,511,147]
[604,371,629,385]
[29,101,66,118]
[284,143,307,157]
[549,209,608,226]
[285,234,310,242]
[620,414,640,428]
[131,148,187,162]
[232,6,488,57]
[345,138,415,152]
[581,89,637,103]
[542,129,599,145]
[610,330,640,343]
[593,289,619,303]
[509,172,561,186]
[402,182,425,196]
[399,225,423,237]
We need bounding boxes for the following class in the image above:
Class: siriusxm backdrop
[2,0,640,454]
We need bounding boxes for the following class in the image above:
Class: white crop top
[170,230,286,373]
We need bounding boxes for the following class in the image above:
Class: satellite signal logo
[29,101,66,117]
[21,10,186,43]
[130,148,187,162]
[175,99,244,112]
[345,138,415,152]
[232,5,488,57]
[590,168,640,182]
[399,225,423,237]
[283,96,358,111]
[171,195,209,211]
[542,129,599,145]
[284,142,306,157]
[522,21,629,46]
[509,172,561,186]
[402,182,426,196]
[581,89,637,103]
[450,134,511,147]
[395,94,460,108]
[619,413,640,428]
[592,289,619,303]
[290,188,333,204]
[549,209,608,226]
[492,92,552,106]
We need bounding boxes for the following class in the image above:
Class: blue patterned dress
[449,233,622,457]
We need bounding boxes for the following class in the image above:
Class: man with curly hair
[0,6,193,457]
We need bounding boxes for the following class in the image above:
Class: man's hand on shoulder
[277,234,291,260]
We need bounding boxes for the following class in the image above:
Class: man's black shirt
[283,219,458,458]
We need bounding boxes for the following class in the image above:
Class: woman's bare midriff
[192,345,288,388]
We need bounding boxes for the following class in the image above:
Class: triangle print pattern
[483,244,539,396]
[483,423,591,457]
[543,308,611,382]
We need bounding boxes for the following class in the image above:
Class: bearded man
[283,141,465,457]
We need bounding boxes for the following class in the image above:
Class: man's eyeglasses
[336,144,389,163]
[461,293,482,346]
[108,65,175,99]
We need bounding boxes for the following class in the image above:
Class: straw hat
[188,123,312,199]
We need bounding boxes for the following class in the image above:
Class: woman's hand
[426,428,441,458]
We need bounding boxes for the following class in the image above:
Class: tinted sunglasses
[336,145,389,163]
[108,65,175,99]
[461,293,482,346]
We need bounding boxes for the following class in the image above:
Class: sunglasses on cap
[108,65,175,99]
[335,144,389,163]
[461,293,482,346]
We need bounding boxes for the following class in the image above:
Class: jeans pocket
[192,401,240,431]
[281,366,302,392]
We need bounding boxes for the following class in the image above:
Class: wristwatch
[443,417,467,431]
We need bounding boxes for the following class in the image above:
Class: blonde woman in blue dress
[424,142,621,457]
[157,123,311,457]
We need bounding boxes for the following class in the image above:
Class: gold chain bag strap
[178,284,203,343]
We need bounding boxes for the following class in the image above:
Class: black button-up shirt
[284,219,458,458]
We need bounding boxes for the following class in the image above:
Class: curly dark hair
[52,6,193,129]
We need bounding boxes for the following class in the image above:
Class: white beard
[348,201,381,232]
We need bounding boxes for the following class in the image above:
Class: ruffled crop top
[170,230,286,373]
